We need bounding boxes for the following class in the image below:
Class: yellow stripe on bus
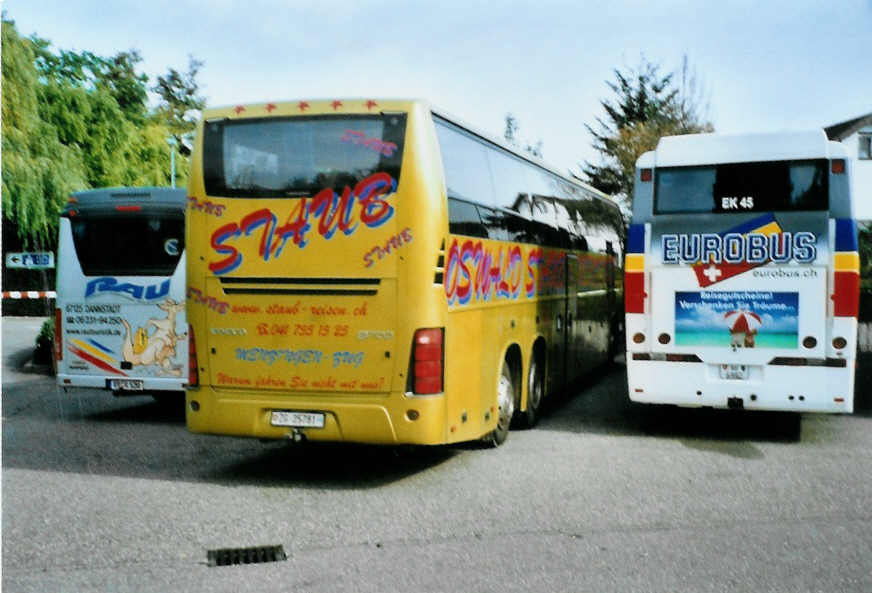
[754,222,782,236]
[625,254,645,272]
[834,252,860,273]
[71,339,116,364]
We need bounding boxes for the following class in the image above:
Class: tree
[152,55,206,151]
[503,112,543,158]
[582,56,713,206]
[1,17,202,249]
[1,19,86,248]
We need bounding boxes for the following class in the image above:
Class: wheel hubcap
[497,371,514,431]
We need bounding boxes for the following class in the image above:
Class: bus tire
[521,353,544,428]
[485,361,515,447]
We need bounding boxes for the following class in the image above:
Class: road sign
[5,252,55,269]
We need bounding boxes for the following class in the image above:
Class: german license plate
[719,364,749,380]
[270,410,325,428]
[110,379,144,391]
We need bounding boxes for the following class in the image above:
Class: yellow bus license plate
[270,411,325,428]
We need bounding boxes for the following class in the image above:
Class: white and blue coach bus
[625,130,858,413]
[55,187,188,398]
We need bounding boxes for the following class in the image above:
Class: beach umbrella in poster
[724,309,763,333]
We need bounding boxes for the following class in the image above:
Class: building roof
[824,112,872,140]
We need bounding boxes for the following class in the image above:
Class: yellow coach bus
[185,99,623,446]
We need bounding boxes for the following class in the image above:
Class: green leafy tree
[1,19,86,248]
[582,55,713,206]
[2,17,202,251]
[152,55,205,148]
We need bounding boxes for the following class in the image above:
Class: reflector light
[831,159,845,174]
[187,324,199,388]
[115,205,142,212]
[54,308,63,361]
[640,168,652,182]
[413,328,443,394]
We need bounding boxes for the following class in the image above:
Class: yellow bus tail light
[412,328,443,395]
[187,324,199,388]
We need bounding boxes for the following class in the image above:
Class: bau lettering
[85,277,170,301]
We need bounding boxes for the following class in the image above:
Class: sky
[4,0,872,177]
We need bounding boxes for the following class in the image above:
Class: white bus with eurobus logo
[55,187,188,399]
[625,130,858,413]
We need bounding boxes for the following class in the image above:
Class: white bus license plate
[719,364,749,380]
[271,411,325,428]
[110,379,144,391]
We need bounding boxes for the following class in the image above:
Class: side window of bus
[435,120,495,205]
[488,148,535,212]
[448,198,488,238]
[478,206,510,241]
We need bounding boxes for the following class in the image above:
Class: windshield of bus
[70,213,184,276]
[654,159,829,214]
[202,114,407,198]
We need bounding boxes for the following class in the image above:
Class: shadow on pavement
[3,383,457,489]
[538,362,803,446]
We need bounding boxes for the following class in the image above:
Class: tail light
[832,272,859,317]
[831,159,845,174]
[187,324,199,388]
[624,270,646,314]
[54,308,62,361]
[412,328,443,394]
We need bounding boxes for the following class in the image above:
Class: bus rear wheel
[522,355,544,428]
[486,361,515,447]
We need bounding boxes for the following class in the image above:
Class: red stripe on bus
[69,346,127,376]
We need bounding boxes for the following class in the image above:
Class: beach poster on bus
[674,291,799,348]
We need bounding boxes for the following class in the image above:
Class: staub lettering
[85,277,171,301]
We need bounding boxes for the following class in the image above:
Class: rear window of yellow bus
[202,113,407,198]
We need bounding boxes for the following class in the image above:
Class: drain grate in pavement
[207,545,287,567]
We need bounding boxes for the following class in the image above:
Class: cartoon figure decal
[119,298,187,376]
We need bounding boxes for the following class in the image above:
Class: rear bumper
[56,374,186,393]
[185,389,447,445]
[627,359,854,413]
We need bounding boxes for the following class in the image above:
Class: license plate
[719,364,749,380]
[110,379,144,391]
[270,410,325,428]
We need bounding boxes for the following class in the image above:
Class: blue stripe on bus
[627,224,645,253]
[88,339,114,355]
[835,218,858,252]
[722,213,776,236]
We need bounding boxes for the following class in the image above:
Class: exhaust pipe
[287,428,307,443]
[727,397,744,410]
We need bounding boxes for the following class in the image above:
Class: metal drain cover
[207,545,287,567]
